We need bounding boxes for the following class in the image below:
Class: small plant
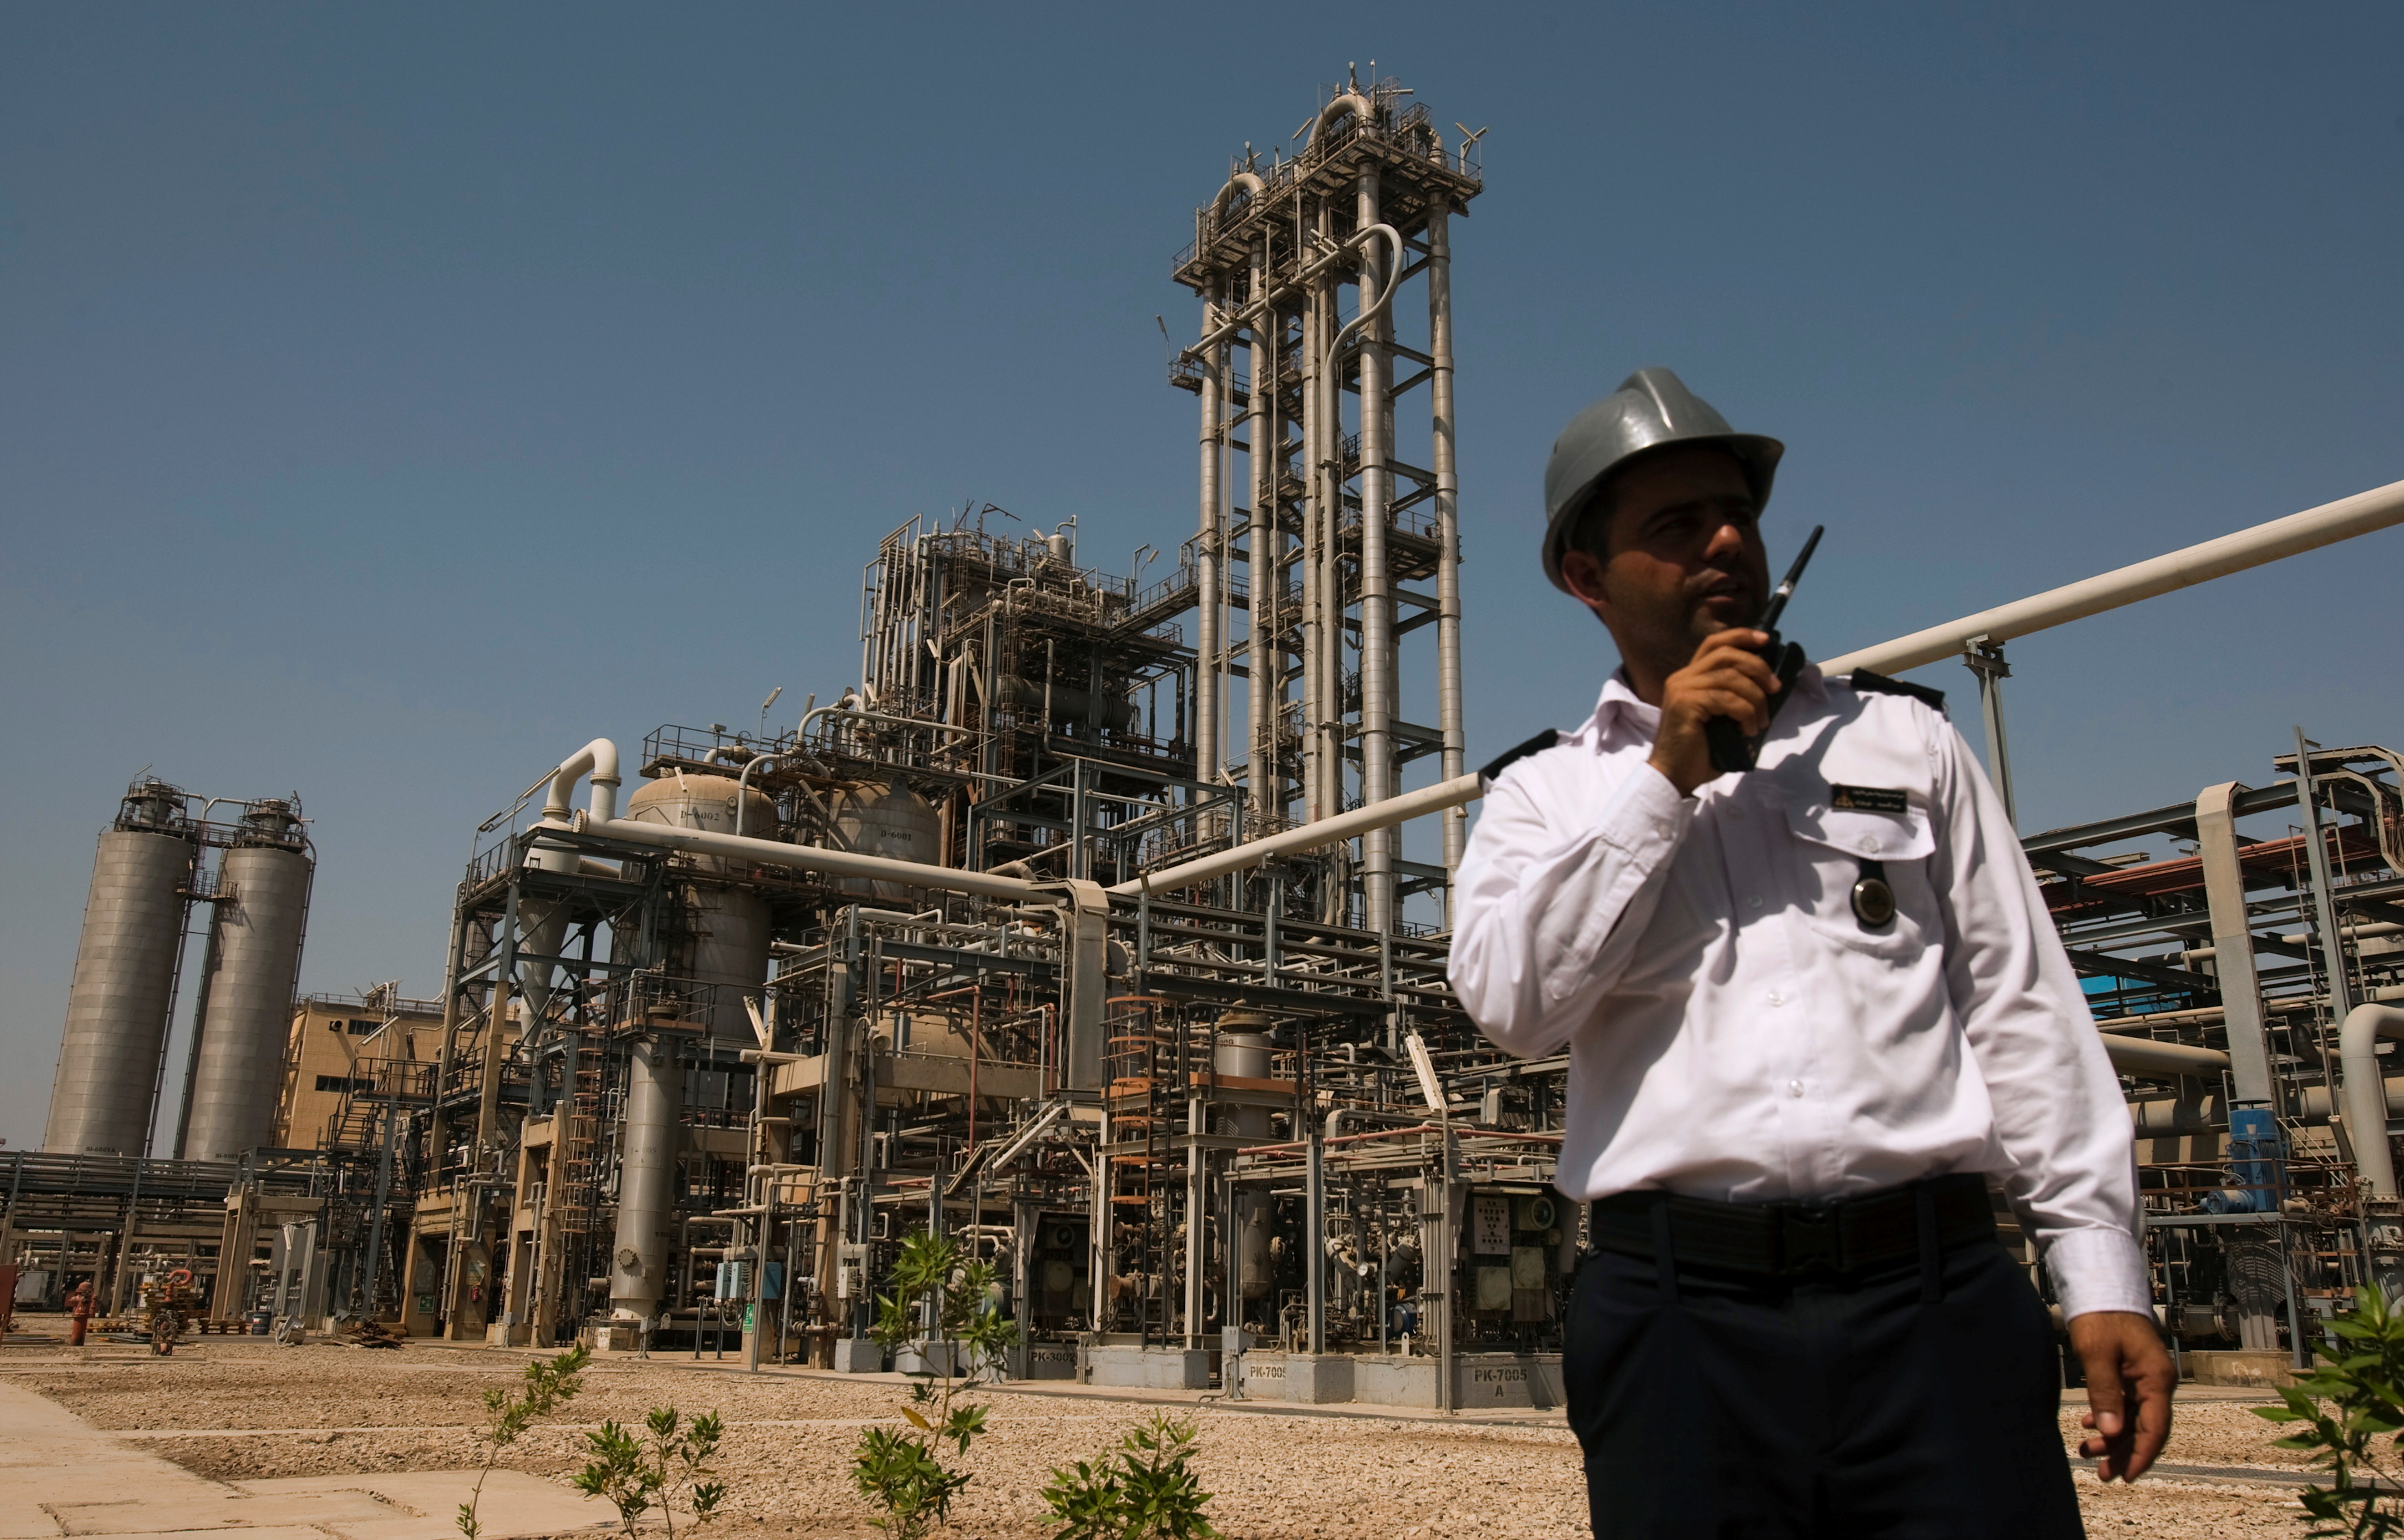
[1039,1412,1218,1540]
[850,1230,1022,1540]
[457,1344,589,1540]
[574,1406,726,1540]
[2257,1284,2404,1535]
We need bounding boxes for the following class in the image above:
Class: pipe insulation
[1112,772,1484,898]
[2099,1034,2231,1078]
[2343,1004,2404,1197]
[556,815,1041,903]
[1820,477,2404,677]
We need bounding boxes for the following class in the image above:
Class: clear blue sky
[5,4,2400,1149]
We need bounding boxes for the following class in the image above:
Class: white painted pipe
[545,739,621,824]
[1822,477,2404,677]
[521,482,2404,928]
[545,815,1045,905]
[2341,1004,2404,1196]
[1111,771,1482,898]
[2100,1034,2231,1078]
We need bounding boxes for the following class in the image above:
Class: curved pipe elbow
[1310,92,1374,150]
[1210,170,1265,228]
[2341,1004,2404,1196]
[546,738,622,823]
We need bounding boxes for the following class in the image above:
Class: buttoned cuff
[2042,1227,2153,1322]
[1604,762,1696,858]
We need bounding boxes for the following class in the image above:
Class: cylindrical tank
[182,801,313,1164]
[994,677,1135,732]
[1213,1017,1276,1304]
[626,774,778,1041]
[44,784,197,1157]
[826,778,942,901]
[625,773,780,871]
[609,1034,680,1318]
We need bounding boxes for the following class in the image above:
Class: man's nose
[1701,517,1749,563]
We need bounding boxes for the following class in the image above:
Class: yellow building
[272,989,442,1149]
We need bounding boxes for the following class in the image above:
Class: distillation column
[1429,210,1467,896]
[1167,77,1482,924]
[1246,238,1282,822]
[1355,164,1396,931]
[1195,278,1223,793]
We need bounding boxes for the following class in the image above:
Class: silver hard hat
[1539,367,1784,593]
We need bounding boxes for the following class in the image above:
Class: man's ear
[1558,547,1614,623]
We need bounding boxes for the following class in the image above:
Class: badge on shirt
[1829,784,1909,814]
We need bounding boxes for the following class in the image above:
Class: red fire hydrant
[65,1280,95,1347]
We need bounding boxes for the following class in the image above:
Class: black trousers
[1564,1212,2081,1539]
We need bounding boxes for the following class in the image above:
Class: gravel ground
[0,1330,2329,1538]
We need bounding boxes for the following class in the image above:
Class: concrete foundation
[587,1321,642,1353]
[2183,1348,2304,1388]
[1285,1353,1354,1404]
[894,1339,956,1377]
[832,1336,885,1372]
[1085,1344,1211,1390]
[1239,1351,1561,1408]
[1008,1341,1078,1380]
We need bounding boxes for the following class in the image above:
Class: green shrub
[850,1230,1022,1539]
[1040,1412,1218,1540]
[457,1344,589,1540]
[2256,1284,2404,1535]
[574,1406,726,1540]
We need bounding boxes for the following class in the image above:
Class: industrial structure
[45,780,315,1162]
[16,73,2404,1405]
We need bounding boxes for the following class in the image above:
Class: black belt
[1591,1173,1995,1279]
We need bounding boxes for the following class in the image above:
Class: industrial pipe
[547,814,1043,905]
[1308,91,1375,150]
[1822,477,2404,677]
[545,739,621,823]
[2341,1004,2404,1196]
[732,754,779,839]
[2100,1034,2232,1078]
[1111,771,1482,898]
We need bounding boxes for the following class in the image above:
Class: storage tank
[1212,1016,1276,1302]
[826,777,943,901]
[182,800,314,1164]
[43,781,199,1157]
[625,774,778,1041]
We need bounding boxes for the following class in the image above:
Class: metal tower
[1170,68,1483,931]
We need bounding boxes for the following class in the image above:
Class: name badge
[1830,784,1909,814]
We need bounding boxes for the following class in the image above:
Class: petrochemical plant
[16,72,2404,1405]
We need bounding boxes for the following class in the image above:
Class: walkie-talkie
[1703,524,1824,775]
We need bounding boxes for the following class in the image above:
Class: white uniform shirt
[1449,665,2149,1322]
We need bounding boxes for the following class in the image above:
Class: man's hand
[2071,1310,2175,1482]
[1646,628,1781,796]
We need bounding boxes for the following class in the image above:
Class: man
[1449,370,2173,1538]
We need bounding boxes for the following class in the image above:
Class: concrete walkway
[0,1379,611,1540]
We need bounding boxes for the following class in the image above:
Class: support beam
[2195,782,2277,1109]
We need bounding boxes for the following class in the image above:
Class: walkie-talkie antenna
[1757,524,1824,633]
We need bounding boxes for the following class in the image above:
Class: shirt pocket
[1780,794,1937,960]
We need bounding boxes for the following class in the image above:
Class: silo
[181,800,314,1164]
[43,782,198,1157]
[827,778,943,902]
[624,774,778,1041]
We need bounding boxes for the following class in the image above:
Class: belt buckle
[1780,1203,1841,1275]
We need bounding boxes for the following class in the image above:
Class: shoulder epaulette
[1848,669,1947,712]
[1479,729,1560,786]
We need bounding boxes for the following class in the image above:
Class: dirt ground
[0,1326,2327,1539]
